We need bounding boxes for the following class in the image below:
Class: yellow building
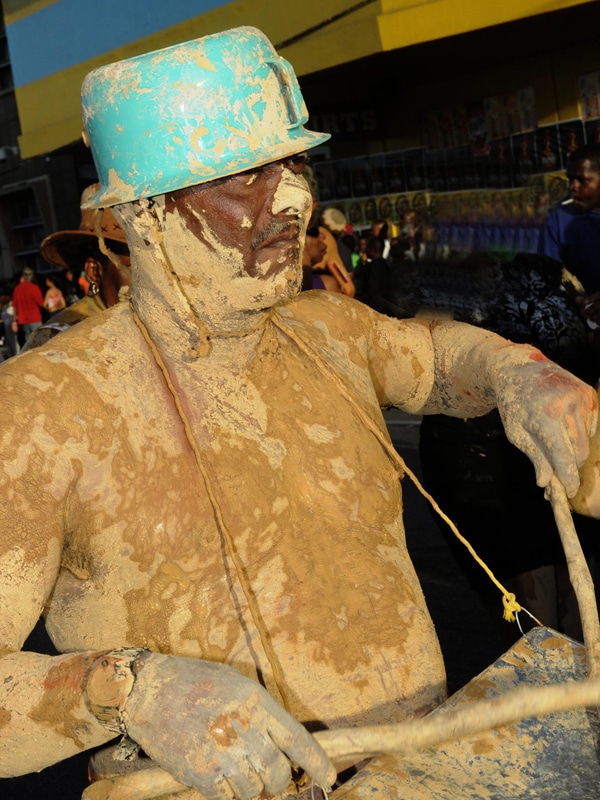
[0,0,598,276]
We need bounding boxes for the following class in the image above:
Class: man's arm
[0,366,115,774]
[368,314,597,497]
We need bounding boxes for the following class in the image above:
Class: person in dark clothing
[538,143,600,327]
[360,236,398,316]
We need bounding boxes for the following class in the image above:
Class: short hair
[22,267,34,281]
[567,143,600,173]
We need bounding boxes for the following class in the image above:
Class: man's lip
[260,227,300,249]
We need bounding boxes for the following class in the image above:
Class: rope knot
[502,592,522,622]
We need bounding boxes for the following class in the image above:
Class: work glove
[491,353,597,498]
[122,653,336,800]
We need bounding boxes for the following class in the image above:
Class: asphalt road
[3,411,519,800]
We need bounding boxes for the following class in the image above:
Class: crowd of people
[0,25,599,800]
[0,268,79,359]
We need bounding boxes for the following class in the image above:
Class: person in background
[302,168,355,297]
[23,184,131,351]
[11,266,44,342]
[302,225,353,294]
[538,143,600,326]
[301,225,327,289]
[0,282,18,358]
[43,274,66,315]
[398,210,425,262]
[63,266,83,306]
[320,207,355,276]
[359,236,400,315]
[370,219,391,260]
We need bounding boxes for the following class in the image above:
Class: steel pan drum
[334,627,600,799]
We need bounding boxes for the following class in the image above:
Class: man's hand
[122,654,336,800]
[492,355,597,497]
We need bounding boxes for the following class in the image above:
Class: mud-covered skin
[0,291,595,782]
[124,653,336,800]
[0,297,445,732]
[573,387,600,517]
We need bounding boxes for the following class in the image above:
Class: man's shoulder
[282,290,371,323]
[12,303,135,364]
[0,306,144,415]
[544,202,573,223]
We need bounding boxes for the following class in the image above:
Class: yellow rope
[401,460,522,622]
[270,312,523,623]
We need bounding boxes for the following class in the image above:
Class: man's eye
[287,153,309,173]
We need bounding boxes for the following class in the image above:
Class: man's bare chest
[51,347,404,649]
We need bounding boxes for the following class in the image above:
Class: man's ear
[84,257,102,286]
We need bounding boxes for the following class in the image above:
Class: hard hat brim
[81,128,330,209]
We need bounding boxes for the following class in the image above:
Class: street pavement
[4,411,520,799]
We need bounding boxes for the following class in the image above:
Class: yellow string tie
[400,458,523,622]
[270,313,524,623]
[502,592,522,623]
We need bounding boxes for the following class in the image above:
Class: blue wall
[7,0,232,87]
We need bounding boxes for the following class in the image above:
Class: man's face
[164,154,312,285]
[567,159,600,211]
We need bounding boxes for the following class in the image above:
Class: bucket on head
[81,26,330,208]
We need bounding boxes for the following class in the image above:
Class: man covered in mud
[0,26,597,800]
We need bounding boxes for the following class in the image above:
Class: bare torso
[2,292,445,732]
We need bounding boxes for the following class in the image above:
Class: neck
[130,245,274,360]
[114,198,300,362]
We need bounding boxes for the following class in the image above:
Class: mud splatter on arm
[0,358,115,775]
[368,314,537,416]
[367,313,596,494]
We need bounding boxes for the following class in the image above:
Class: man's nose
[270,168,312,217]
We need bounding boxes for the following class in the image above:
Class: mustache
[252,220,299,249]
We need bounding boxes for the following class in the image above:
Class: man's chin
[243,261,302,309]
[572,200,594,212]
[272,264,303,301]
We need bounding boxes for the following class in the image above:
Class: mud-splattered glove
[86,649,336,800]
[491,352,597,497]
